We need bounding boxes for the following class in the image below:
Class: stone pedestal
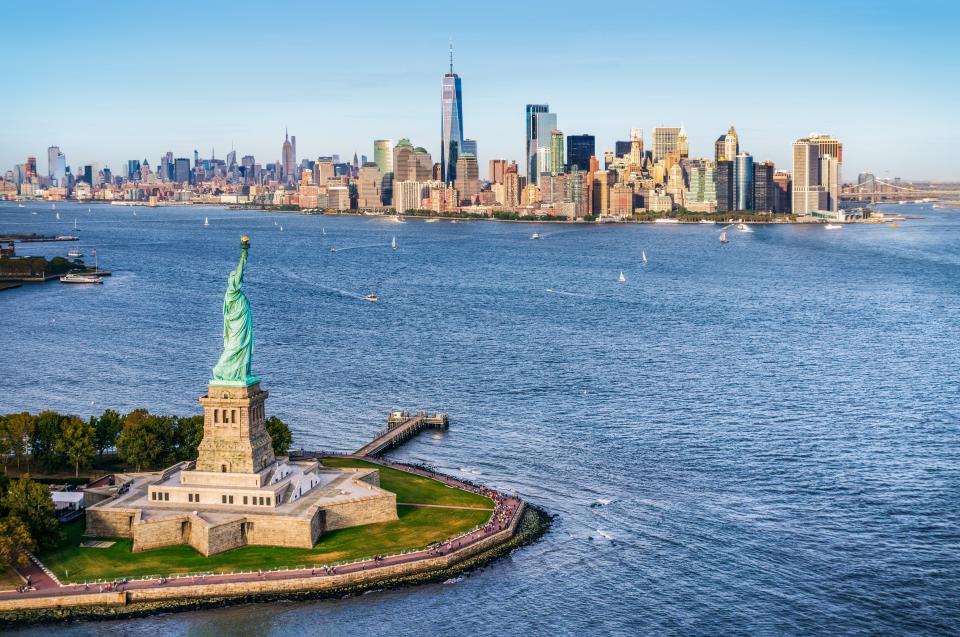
[196,382,276,474]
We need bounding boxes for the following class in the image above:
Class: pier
[355,410,449,457]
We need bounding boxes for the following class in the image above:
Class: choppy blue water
[2,202,959,636]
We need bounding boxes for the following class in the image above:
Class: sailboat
[73,218,80,231]
[203,216,209,227]
[641,251,648,265]
[322,227,326,236]
[55,212,60,220]
[720,231,729,244]
[279,224,284,232]
[391,236,397,251]
[617,271,626,284]
[52,203,56,209]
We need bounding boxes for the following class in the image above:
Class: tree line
[0,409,293,477]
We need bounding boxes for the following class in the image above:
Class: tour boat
[531,232,541,240]
[425,218,438,223]
[617,271,626,284]
[364,294,378,302]
[824,223,842,230]
[203,216,209,227]
[736,223,753,233]
[642,251,648,264]
[391,236,397,250]
[67,247,82,258]
[60,272,102,284]
[720,231,729,244]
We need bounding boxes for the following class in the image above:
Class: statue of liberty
[211,236,259,386]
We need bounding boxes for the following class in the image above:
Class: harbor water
[1,203,958,635]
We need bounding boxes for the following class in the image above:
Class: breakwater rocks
[0,505,552,627]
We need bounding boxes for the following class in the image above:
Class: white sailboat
[55,212,60,220]
[73,218,80,231]
[280,224,284,232]
[720,231,729,244]
[617,271,626,284]
[391,236,397,251]
[203,216,209,227]
[322,227,326,236]
[642,251,648,265]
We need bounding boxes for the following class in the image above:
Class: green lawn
[37,460,493,583]
[41,506,490,583]
[321,457,494,508]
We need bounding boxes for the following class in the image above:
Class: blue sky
[2,0,958,180]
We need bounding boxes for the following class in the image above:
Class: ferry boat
[617,271,626,284]
[364,294,378,302]
[67,247,83,258]
[531,232,541,240]
[824,223,842,230]
[60,272,102,284]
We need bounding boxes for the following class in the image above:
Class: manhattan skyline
[1,1,958,180]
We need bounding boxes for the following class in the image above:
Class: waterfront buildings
[566,134,595,173]
[489,159,507,184]
[792,134,841,215]
[394,180,423,213]
[357,163,383,208]
[684,159,717,213]
[440,48,464,184]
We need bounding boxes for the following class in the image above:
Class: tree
[0,516,35,570]
[173,415,204,461]
[55,416,95,478]
[265,416,293,457]
[1,412,35,471]
[116,409,175,472]
[2,476,59,550]
[31,411,64,471]
[93,409,123,455]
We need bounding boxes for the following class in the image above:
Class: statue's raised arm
[211,237,259,386]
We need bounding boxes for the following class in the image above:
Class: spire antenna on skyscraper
[449,39,453,74]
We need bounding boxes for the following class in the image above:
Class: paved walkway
[1,457,523,604]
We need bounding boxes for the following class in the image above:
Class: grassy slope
[321,458,493,508]
[0,568,24,590]
[38,460,493,582]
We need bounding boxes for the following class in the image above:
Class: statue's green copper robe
[211,244,257,385]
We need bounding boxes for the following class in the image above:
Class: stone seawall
[0,505,551,627]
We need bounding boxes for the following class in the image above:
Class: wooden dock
[355,410,449,457]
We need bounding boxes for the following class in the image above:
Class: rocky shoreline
[0,505,552,627]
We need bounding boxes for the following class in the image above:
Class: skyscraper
[629,128,644,166]
[174,158,190,184]
[735,152,754,211]
[441,45,464,184]
[281,130,294,184]
[615,140,631,158]
[525,104,549,181]
[753,161,775,212]
[715,160,734,212]
[652,127,682,162]
[549,130,565,176]
[566,134,595,173]
[489,159,507,184]
[455,153,479,205]
[373,140,393,174]
[462,139,477,158]
[127,159,141,181]
[791,135,841,215]
[47,146,65,186]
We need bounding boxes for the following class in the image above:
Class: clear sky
[2,0,958,181]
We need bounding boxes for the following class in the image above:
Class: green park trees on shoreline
[0,409,293,477]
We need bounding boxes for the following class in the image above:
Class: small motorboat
[364,294,378,303]
[60,273,102,284]
[330,247,337,253]
[824,223,842,230]
[68,248,83,258]
[531,232,541,240]
[736,223,753,233]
